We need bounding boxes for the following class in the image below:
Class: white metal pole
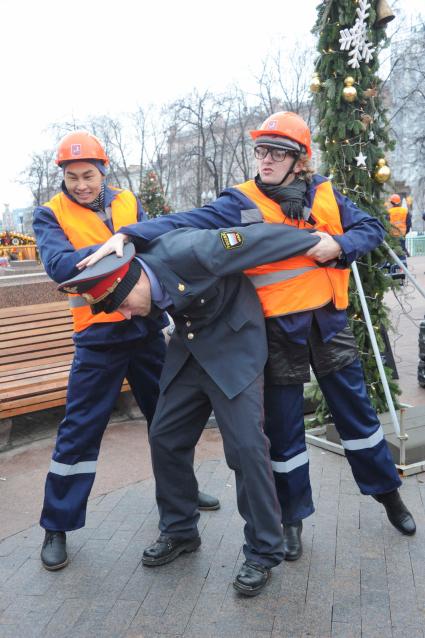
[351,261,400,436]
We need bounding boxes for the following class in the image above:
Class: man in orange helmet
[81,111,416,564]
[387,193,411,254]
[33,131,219,571]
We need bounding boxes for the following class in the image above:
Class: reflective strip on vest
[49,459,97,476]
[271,450,309,474]
[233,179,350,316]
[248,266,317,288]
[68,295,90,308]
[340,426,384,451]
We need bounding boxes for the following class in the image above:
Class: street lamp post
[19,213,24,233]
[201,190,214,206]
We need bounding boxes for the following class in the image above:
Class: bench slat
[0,346,75,368]
[0,354,74,375]
[0,302,69,319]
[0,325,73,342]
[0,364,71,384]
[0,317,72,335]
[0,335,74,355]
[1,383,130,419]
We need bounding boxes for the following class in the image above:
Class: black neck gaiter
[255,174,307,221]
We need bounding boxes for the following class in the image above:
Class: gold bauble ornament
[310,73,321,93]
[374,158,391,183]
[342,76,357,102]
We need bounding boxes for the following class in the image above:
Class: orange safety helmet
[250,111,312,158]
[390,193,401,205]
[55,131,109,167]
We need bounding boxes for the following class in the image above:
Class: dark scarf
[255,174,307,221]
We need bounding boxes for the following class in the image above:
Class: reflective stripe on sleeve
[271,450,309,474]
[248,267,317,288]
[49,460,97,476]
[68,296,90,308]
[340,426,384,451]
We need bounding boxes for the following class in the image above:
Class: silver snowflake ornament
[339,0,375,69]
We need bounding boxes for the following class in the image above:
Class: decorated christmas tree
[139,170,171,218]
[311,0,399,417]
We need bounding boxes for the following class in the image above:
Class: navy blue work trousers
[264,359,401,524]
[40,333,166,531]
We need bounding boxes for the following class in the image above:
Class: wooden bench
[0,301,129,433]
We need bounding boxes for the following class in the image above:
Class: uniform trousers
[40,333,166,531]
[149,356,284,568]
[264,358,402,524]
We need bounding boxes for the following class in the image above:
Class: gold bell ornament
[342,77,357,103]
[310,73,321,94]
[374,158,391,183]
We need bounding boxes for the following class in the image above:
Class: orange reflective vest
[234,179,350,318]
[388,206,408,237]
[44,188,138,332]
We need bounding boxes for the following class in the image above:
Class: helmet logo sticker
[267,120,278,130]
[71,144,81,157]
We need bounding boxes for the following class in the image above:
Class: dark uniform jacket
[125,223,319,399]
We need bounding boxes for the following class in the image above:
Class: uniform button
[200,298,205,304]
[186,320,192,327]
[178,283,185,292]
[187,332,194,340]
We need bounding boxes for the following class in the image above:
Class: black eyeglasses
[254,146,291,162]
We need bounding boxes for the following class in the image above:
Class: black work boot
[233,561,271,596]
[373,490,416,535]
[142,534,201,566]
[283,521,303,561]
[41,531,68,570]
[198,491,220,511]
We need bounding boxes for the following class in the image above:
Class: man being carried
[62,221,321,596]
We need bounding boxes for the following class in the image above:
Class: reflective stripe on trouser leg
[40,344,132,531]
[264,384,314,524]
[316,359,401,495]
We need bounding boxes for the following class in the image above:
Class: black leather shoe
[142,534,201,566]
[198,491,220,511]
[40,531,68,571]
[373,490,416,535]
[233,561,271,596]
[283,521,303,561]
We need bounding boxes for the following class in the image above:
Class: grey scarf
[255,175,307,221]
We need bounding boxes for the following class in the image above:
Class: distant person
[387,193,411,255]
[32,131,218,573]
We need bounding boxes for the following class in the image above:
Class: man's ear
[293,158,305,175]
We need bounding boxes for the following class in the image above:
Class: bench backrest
[0,301,74,418]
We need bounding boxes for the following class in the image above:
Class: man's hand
[76,233,129,270]
[306,231,342,263]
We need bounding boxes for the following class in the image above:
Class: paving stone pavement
[1,254,425,637]
[1,445,425,638]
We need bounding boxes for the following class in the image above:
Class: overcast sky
[0,0,424,211]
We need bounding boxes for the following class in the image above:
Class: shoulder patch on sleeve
[220,231,244,250]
